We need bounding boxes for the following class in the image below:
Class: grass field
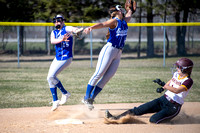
[0,56,199,109]
[2,41,200,55]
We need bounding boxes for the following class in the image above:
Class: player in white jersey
[105,58,194,124]
[82,4,135,110]
[47,14,81,111]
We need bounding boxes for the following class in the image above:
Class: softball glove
[125,0,137,14]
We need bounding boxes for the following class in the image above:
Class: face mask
[171,64,177,75]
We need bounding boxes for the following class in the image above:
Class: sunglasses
[53,19,62,23]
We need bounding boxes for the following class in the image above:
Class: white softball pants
[47,57,72,88]
[88,42,122,89]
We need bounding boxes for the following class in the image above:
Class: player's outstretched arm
[84,19,117,34]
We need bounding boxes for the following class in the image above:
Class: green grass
[0,57,200,108]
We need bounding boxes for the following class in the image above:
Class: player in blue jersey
[47,14,82,111]
[82,4,135,110]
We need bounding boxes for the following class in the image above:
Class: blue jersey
[53,26,73,60]
[107,17,128,49]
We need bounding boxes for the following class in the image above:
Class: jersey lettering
[107,18,128,49]
[53,26,73,60]
[171,78,181,86]
[116,28,128,36]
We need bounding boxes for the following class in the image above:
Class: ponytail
[106,30,110,40]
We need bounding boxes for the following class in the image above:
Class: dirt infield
[0,103,200,133]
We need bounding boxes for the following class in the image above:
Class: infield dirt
[0,103,200,133]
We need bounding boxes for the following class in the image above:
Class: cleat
[51,100,60,111]
[82,98,94,110]
[105,110,117,119]
[59,93,71,105]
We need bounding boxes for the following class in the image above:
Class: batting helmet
[175,58,193,75]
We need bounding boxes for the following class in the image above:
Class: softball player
[47,14,81,111]
[105,58,194,124]
[82,5,134,110]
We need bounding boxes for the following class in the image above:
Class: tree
[0,27,10,52]
[160,0,170,57]
[0,0,38,55]
[137,0,142,58]
[169,0,200,56]
[171,0,188,56]
[0,0,125,55]
[146,0,154,57]
[34,0,124,22]
[139,0,163,57]
[0,0,36,22]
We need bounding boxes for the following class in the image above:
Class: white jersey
[165,71,193,105]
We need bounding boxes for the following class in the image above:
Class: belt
[164,94,181,106]
[112,45,123,50]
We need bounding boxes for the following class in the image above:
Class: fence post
[17,26,20,68]
[90,31,93,68]
[46,26,50,55]
[163,26,166,67]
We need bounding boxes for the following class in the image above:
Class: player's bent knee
[47,76,58,85]
[47,76,53,82]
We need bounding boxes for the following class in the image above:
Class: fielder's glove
[72,28,84,39]
[153,79,166,87]
[125,0,137,14]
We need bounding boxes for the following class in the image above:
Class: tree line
[0,0,200,56]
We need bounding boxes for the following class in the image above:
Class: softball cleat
[51,100,60,111]
[59,93,71,105]
[105,110,117,119]
[82,98,94,110]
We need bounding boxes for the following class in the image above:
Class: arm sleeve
[182,78,193,91]
[65,26,78,32]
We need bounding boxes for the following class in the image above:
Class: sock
[50,87,58,101]
[116,109,134,119]
[90,86,102,99]
[85,84,94,100]
[56,81,67,94]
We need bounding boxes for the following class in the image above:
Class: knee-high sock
[56,81,68,94]
[50,87,58,101]
[85,84,94,100]
[116,109,134,119]
[90,86,102,100]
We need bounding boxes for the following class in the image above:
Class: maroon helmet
[175,58,193,75]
